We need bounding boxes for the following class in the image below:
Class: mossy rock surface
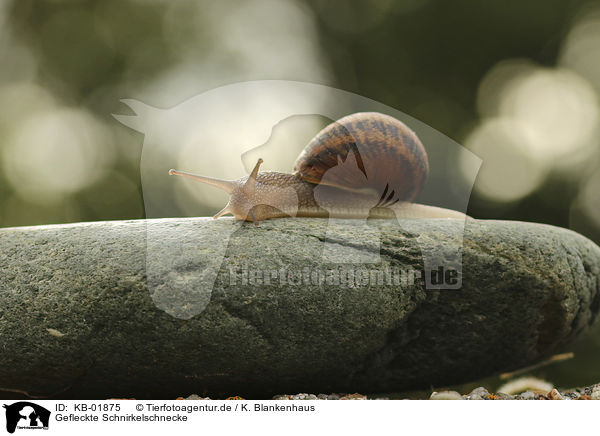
[0,218,599,399]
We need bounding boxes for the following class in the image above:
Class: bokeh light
[497,68,598,168]
[2,109,115,204]
[138,0,331,106]
[467,59,599,204]
[560,6,600,94]
[476,59,537,119]
[0,83,56,131]
[461,118,547,202]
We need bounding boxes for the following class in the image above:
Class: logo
[3,402,50,434]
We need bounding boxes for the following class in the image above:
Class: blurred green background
[1,0,599,392]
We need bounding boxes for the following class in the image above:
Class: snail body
[169,112,467,223]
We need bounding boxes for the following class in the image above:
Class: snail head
[169,159,267,224]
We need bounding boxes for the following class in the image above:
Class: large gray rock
[0,218,599,399]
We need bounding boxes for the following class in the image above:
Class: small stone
[293,393,317,400]
[591,385,600,400]
[317,394,328,400]
[340,393,367,400]
[547,389,564,400]
[272,395,293,400]
[46,328,65,337]
[327,394,340,400]
[519,391,535,400]
[430,391,463,400]
[467,387,489,399]
[184,394,211,400]
[469,387,489,396]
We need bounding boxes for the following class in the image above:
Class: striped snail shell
[293,112,429,203]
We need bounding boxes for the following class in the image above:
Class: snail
[169,112,467,224]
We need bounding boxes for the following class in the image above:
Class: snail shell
[294,112,429,202]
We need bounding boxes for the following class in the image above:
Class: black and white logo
[3,402,50,434]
